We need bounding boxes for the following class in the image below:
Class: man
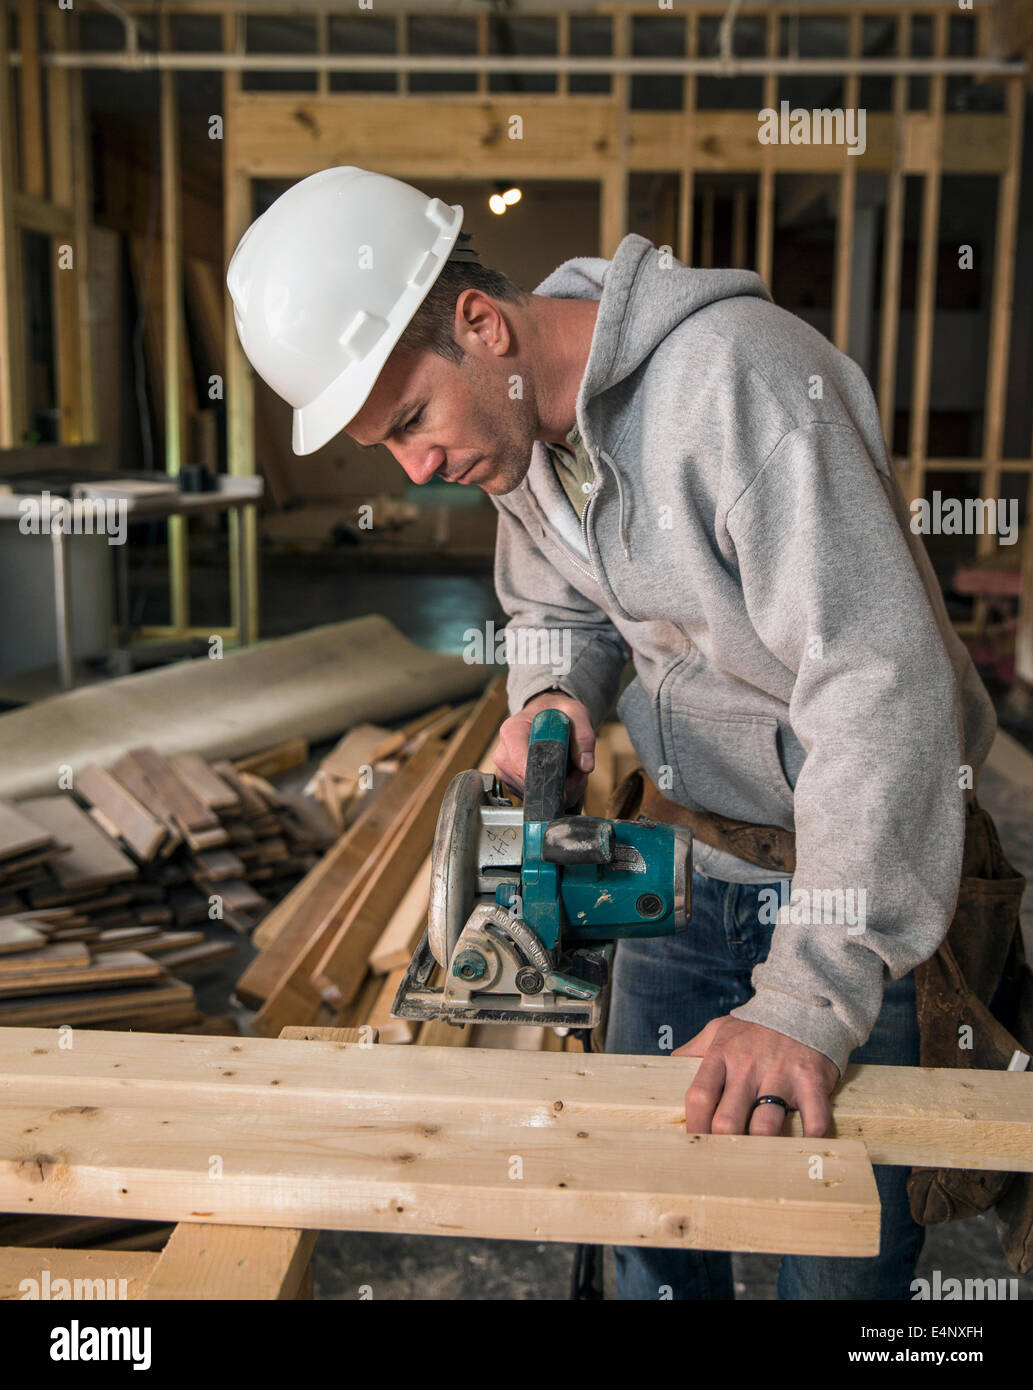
[229,167,997,1299]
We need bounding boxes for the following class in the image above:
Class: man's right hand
[493,691,596,808]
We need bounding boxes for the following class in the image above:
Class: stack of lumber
[240,695,628,1057]
[0,913,206,1032]
[0,746,335,950]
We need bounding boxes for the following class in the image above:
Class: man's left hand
[672,1017,839,1138]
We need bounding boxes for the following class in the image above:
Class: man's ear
[455,288,510,356]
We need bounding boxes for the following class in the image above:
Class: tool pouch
[906,798,1033,1272]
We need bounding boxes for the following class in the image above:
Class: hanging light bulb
[488,193,507,215]
[502,187,522,206]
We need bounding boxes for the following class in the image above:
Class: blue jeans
[606,870,924,1300]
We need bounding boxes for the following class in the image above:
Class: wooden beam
[877,14,910,444]
[162,16,189,630]
[0,1028,887,1257]
[756,12,778,286]
[905,9,948,507]
[141,1223,316,1301]
[17,1,44,198]
[832,13,862,352]
[0,7,26,446]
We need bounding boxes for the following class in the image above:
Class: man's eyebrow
[363,401,420,450]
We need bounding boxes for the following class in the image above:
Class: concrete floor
[151,545,1033,1301]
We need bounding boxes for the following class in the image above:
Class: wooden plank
[124,749,222,836]
[302,680,507,1019]
[156,940,235,974]
[365,967,415,1045]
[171,755,241,814]
[238,738,444,1003]
[0,950,162,998]
[0,920,47,954]
[0,1247,158,1301]
[0,801,54,863]
[0,1031,885,1256]
[76,764,167,862]
[17,798,137,892]
[368,853,431,975]
[0,941,90,975]
[0,979,191,1026]
[141,1224,316,1302]
[5,1028,1031,1173]
[234,739,309,778]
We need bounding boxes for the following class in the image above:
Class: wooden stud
[600,9,629,258]
[977,75,1025,554]
[677,11,697,266]
[832,13,862,353]
[17,1,44,198]
[877,14,910,450]
[0,8,26,446]
[162,15,189,630]
[756,10,778,286]
[906,9,948,506]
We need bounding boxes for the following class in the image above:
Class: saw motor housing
[392,709,692,1029]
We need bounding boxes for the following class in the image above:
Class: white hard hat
[227,167,463,455]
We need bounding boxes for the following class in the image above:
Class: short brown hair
[396,260,529,365]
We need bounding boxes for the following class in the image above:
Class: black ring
[751,1095,791,1114]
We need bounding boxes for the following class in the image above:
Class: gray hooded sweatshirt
[491,232,996,1076]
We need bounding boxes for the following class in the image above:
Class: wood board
[0,1028,884,1256]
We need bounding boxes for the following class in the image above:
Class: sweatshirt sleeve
[493,501,629,726]
[724,422,968,1075]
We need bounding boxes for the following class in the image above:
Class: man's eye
[405,411,423,432]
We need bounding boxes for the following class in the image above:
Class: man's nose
[394,443,444,486]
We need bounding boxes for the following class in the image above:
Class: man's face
[346,319,538,496]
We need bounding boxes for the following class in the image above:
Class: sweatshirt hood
[534,233,772,405]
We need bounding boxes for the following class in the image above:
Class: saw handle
[523,708,572,823]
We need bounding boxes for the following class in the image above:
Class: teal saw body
[392,708,692,1029]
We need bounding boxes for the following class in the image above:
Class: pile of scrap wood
[237,680,634,1056]
[0,744,335,1030]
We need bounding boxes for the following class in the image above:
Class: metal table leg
[51,522,74,690]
